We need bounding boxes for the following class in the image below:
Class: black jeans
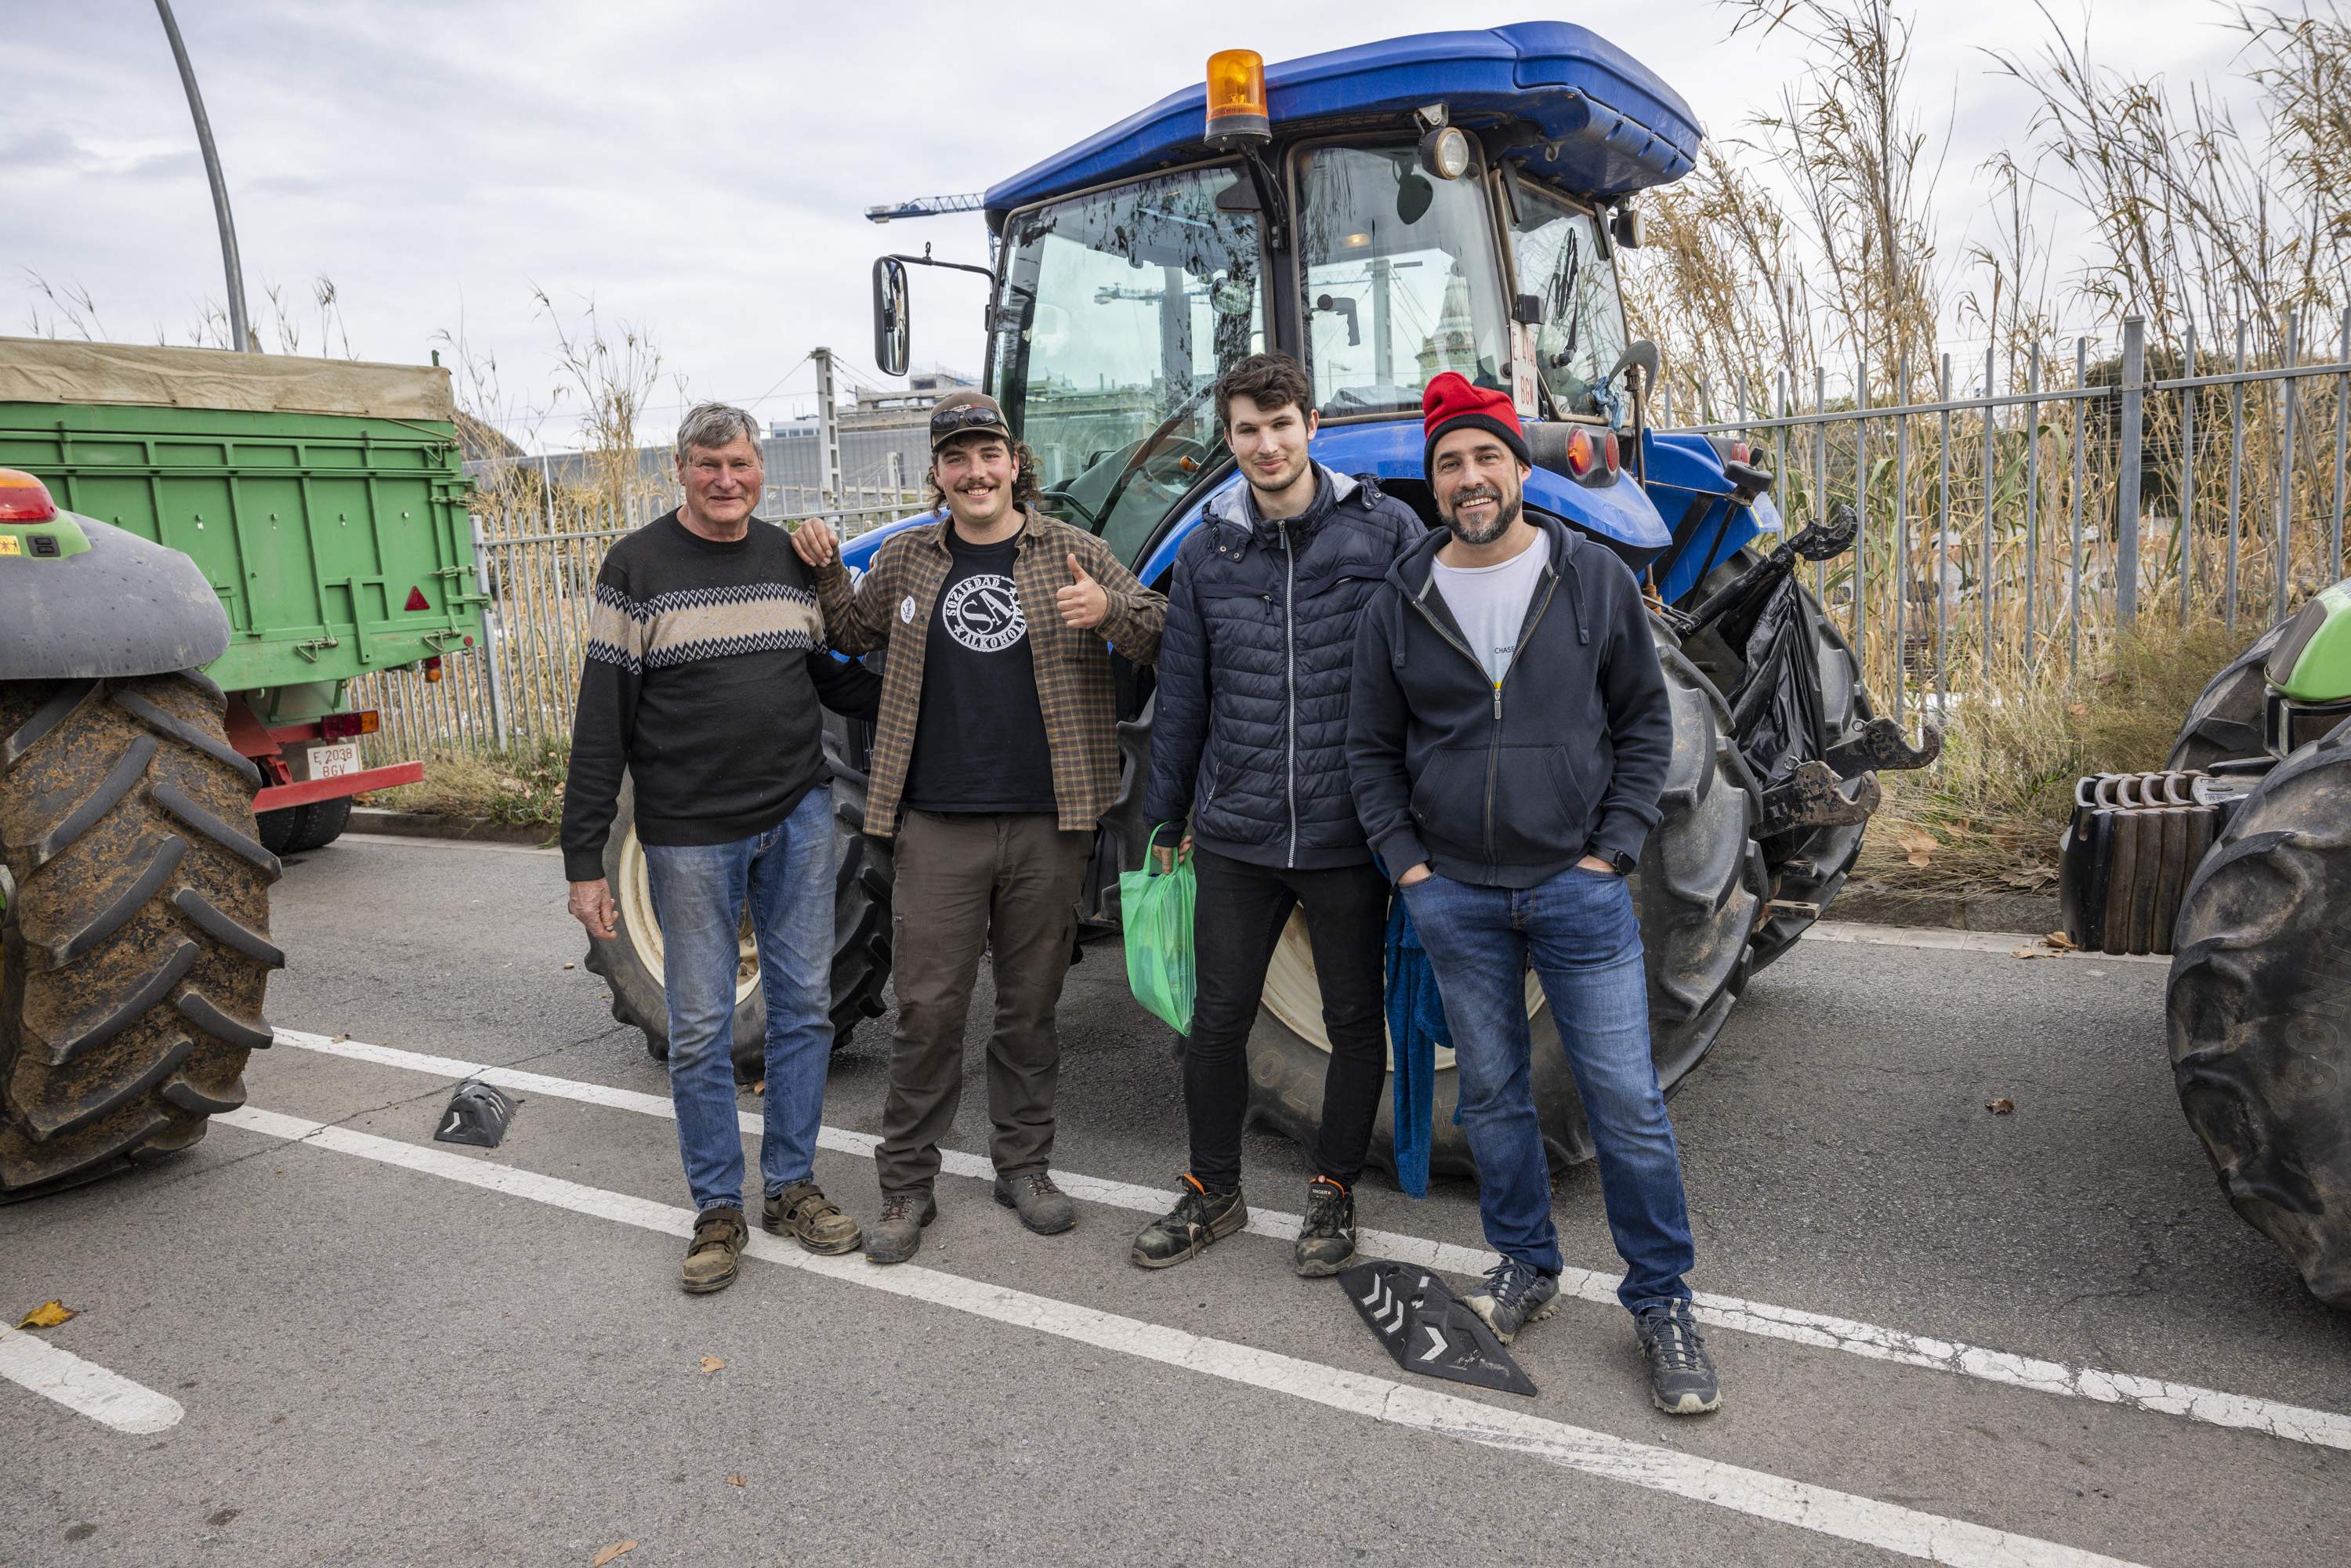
[1185,848,1389,1191]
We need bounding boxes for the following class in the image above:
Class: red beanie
[1422,372,1530,476]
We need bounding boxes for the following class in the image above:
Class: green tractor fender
[2264,578,2351,704]
[0,506,229,682]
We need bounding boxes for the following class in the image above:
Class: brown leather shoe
[994,1170,1077,1235]
[763,1180,861,1255]
[864,1191,937,1266]
[681,1206,748,1294]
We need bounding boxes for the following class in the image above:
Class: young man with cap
[1128,352,1422,1276]
[1346,372,1722,1414]
[562,402,880,1295]
[791,392,1165,1266]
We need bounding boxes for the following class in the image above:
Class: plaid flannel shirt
[813,507,1165,838]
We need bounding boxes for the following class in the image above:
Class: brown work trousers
[876,810,1093,1196]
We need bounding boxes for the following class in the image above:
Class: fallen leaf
[1987,1097,2016,1114]
[16,1300,77,1330]
[591,1543,637,1568]
[727,1475,746,1488]
[2009,947,2053,959]
[747,1081,764,1098]
[332,1034,350,1043]
[2045,930,2078,951]
[562,961,575,971]
[1894,826,1938,868]
[700,1356,725,1374]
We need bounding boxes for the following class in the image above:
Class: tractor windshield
[990,164,1266,565]
[1296,143,1512,418]
[1508,181,1631,425]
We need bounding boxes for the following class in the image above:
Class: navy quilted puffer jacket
[1146,466,1425,868]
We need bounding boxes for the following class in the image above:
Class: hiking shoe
[680,1206,748,1295]
[994,1171,1078,1235]
[1636,1300,1722,1415]
[1292,1176,1357,1278]
[763,1180,861,1255]
[1129,1176,1248,1269]
[864,1191,936,1266]
[1464,1258,1562,1344]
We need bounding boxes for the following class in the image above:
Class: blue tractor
[815,24,1937,1174]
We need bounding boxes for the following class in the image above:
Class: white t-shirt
[1432,530,1551,683]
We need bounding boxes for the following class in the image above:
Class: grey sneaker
[763,1179,861,1255]
[1464,1258,1562,1344]
[864,1191,936,1266]
[1292,1176,1357,1278]
[1636,1300,1722,1414]
[994,1171,1077,1235]
[680,1206,747,1294]
[1129,1177,1248,1269]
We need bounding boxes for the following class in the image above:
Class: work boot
[680,1206,748,1295]
[763,1179,861,1255]
[994,1170,1078,1235]
[1464,1258,1561,1344]
[1292,1176,1357,1278]
[1129,1175,1248,1269]
[864,1191,936,1266]
[1635,1300,1722,1415]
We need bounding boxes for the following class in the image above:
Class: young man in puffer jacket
[1130,352,1423,1277]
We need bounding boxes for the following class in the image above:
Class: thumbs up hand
[1057,550,1109,630]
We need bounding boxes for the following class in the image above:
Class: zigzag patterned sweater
[560,511,881,882]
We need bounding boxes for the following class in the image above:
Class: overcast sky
[8,1,2250,454]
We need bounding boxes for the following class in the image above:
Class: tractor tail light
[422,656,444,684]
[0,468,57,522]
[1603,430,1621,473]
[1565,428,1594,478]
[321,709,380,740]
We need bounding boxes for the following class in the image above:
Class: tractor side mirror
[873,256,911,378]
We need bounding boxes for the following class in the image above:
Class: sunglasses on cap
[930,402,1010,447]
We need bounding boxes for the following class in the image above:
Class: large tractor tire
[2166,718,2351,1309]
[0,672,281,1200]
[584,738,893,1081]
[256,795,353,858]
[2168,618,2294,771]
[1242,620,1766,1175]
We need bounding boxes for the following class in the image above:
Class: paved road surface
[5,831,2346,1566]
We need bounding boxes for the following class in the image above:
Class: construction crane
[865,192,985,223]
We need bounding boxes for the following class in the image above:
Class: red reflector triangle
[404,586,429,611]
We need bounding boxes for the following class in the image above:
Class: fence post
[2333,306,2350,581]
[1980,346,1997,676]
[2023,342,2041,666]
[1891,352,1909,723]
[2275,309,2302,624]
[2115,315,2146,628]
[1853,360,1871,655]
[472,512,511,751]
[2179,322,2197,624]
[1936,353,1952,717]
[2070,337,2088,677]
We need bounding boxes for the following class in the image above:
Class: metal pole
[2179,323,2197,623]
[813,347,842,506]
[1936,353,1952,717]
[2116,316,2146,628]
[2225,320,2248,630]
[2275,309,2301,624]
[1854,361,1871,654]
[154,0,252,352]
[1980,346,1997,679]
[1813,366,1829,605]
[473,514,510,751]
[2023,342,2041,666]
[1892,353,1909,722]
[2070,339,2088,675]
[2333,307,2350,581]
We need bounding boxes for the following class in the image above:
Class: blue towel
[1383,887,1456,1200]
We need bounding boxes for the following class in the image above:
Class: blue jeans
[1399,864,1695,1312]
[639,787,835,1215]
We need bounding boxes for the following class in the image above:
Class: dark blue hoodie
[1346,510,1672,889]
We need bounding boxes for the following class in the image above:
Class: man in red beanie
[1346,371,1721,1415]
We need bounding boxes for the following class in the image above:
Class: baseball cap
[929,389,1012,452]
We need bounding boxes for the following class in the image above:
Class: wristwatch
[1600,847,1636,876]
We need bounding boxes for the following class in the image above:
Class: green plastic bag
[1119,824,1197,1035]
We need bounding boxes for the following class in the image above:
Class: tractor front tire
[1,673,281,1200]
[1241,620,1766,1174]
[257,794,353,858]
[2167,718,2351,1308]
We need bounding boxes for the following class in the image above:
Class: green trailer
[0,338,482,1197]
[0,337,484,853]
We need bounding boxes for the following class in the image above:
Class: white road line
[217,1103,2148,1568]
[0,1325,184,1435]
[1803,922,2170,966]
[272,1027,2351,1455]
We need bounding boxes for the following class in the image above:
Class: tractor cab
[867,23,1739,596]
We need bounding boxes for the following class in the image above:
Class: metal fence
[1661,310,2351,725]
[352,483,919,766]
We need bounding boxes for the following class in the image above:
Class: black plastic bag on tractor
[1725,575,1828,789]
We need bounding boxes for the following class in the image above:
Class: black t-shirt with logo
[902,525,1058,813]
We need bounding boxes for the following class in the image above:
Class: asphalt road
[5,830,2347,1568]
